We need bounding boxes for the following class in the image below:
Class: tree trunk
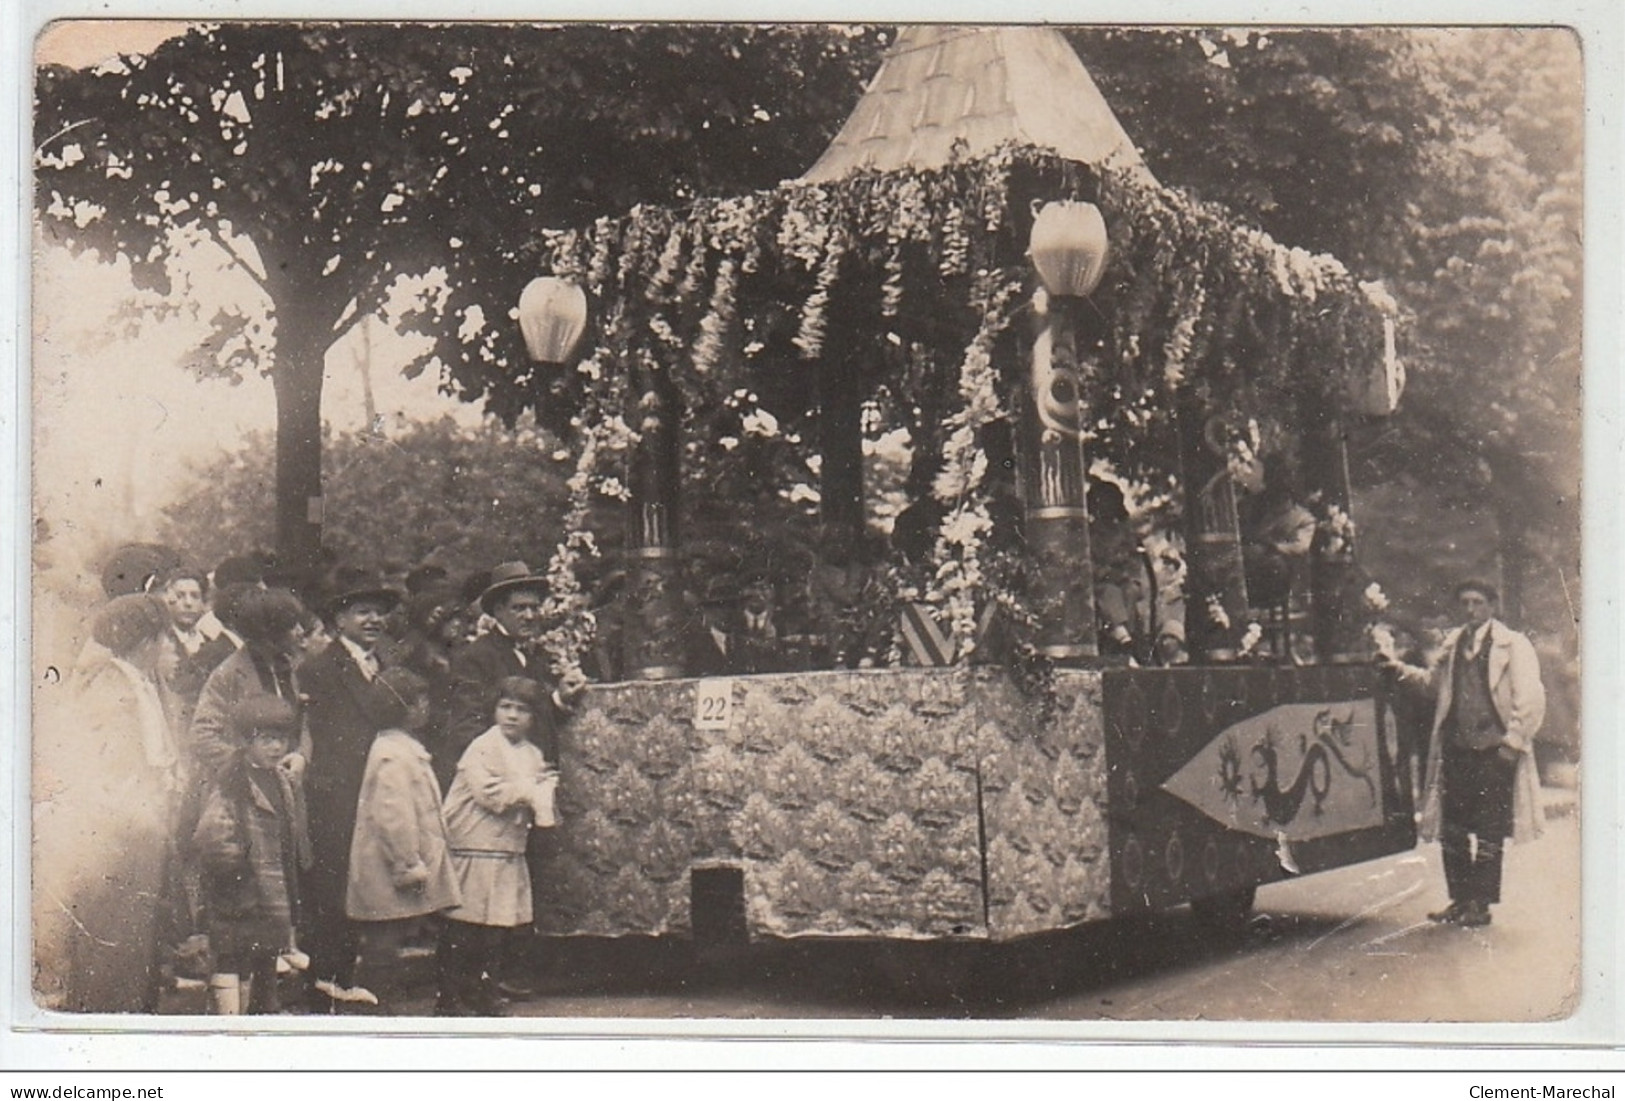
[271,330,328,596]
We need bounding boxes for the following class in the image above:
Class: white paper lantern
[517,277,588,364]
[1028,201,1110,298]
[1347,316,1405,416]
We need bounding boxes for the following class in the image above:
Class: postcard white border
[6,0,1621,1070]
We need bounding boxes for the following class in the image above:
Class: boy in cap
[192,695,311,1014]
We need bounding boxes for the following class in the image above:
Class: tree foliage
[38,23,1582,640]
[1071,27,1582,631]
[157,416,581,577]
[35,22,884,578]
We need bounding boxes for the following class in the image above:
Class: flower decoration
[1316,501,1358,561]
[1362,581,1389,613]
[521,143,1394,672]
[1238,621,1264,657]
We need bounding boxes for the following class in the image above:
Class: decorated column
[623,369,687,680]
[817,344,866,544]
[1019,288,1098,663]
[1176,396,1251,661]
[1302,412,1363,662]
[1019,201,1116,664]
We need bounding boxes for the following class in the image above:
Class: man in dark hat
[442,561,584,1000]
[295,565,403,1007]
[683,572,790,677]
[193,554,268,652]
[682,574,741,678]
[445,562,582,768]
[396,582,470,791]
[1382,579,1546,928]
[405,560,451,597]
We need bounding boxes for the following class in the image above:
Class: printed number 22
[694,679,733,730]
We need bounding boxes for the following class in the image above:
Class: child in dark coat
[192,696,312,1015]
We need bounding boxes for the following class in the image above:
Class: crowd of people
[35,548,580,1017]
[30,515,1187,1019]
[33,489,1547,1017]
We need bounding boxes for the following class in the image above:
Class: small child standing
[345,667,461,1014]
[437,676,558,1017]
[192,696,312,1015]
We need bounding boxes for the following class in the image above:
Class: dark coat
[162,630,237,742]
[445,631,562,771]
[299,642,399,837]
[193,754,311,960]
[681,618,737,679]
[395,631,457,756]
[680,617,788,678]
[190,647,303,781]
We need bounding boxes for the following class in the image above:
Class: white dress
[440,727,554,927]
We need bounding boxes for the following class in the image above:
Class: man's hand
[279,751,308,784]
[556,668,588,706]
[1496,743,1522,765]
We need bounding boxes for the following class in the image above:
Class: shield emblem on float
[1160,700,1383,842]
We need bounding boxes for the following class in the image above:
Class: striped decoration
[900,602,956,666]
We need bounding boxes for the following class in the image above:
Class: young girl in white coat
[436,676,558,1016]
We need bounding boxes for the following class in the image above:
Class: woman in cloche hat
[35,593,180,1012]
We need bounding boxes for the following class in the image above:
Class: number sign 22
[694,678,734,730]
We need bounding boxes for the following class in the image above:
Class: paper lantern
[1029,201,1110,298]
[1347,317,1405,416]
[517,277,588,364]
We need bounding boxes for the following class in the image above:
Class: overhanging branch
[33,118,96,157]
[203,221,272,297]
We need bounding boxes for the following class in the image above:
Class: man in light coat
[1384,580,1545,927]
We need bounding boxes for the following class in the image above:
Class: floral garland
[519,143,1395,671]
[535,309,638,678]
[922,271,1026,658]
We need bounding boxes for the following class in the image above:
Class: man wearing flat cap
[1383,579,1546,928]
[296,566,404,1006]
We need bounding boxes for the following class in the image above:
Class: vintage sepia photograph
[18,10,1600,1050]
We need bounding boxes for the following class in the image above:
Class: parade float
[508,26,1414,946]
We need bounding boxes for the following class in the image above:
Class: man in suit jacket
[156,564,237,740]
[1385,580,1546,928]
[441,562,584,998]
[297,567,403,1005]
[444,562,583,775]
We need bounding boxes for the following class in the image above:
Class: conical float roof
[801,24,1155,185]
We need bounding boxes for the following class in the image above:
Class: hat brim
[479,575,549,614]
[328,588,403,616]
